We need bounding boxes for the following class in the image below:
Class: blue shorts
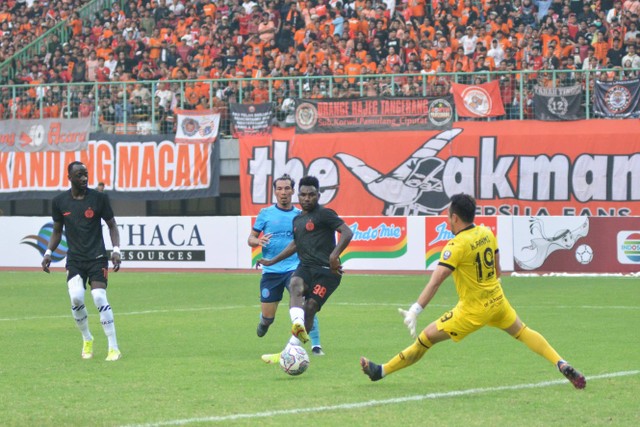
[260,271,293,303]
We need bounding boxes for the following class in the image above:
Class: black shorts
[66,258,109,288]
[293,265,342,310]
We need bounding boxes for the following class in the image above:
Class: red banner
[239,121,640,216]
[451,81,506,117]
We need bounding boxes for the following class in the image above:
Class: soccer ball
[280,345,310,376]
[575,244,593,265]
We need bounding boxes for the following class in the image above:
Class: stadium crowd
[1,0,640,128]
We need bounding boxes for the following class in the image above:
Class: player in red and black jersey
[42,161,123,362]
[258,175,353,361]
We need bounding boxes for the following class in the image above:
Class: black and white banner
[293,96,454,133]
[593,79,640,118]
[533,85,584,121]
[230,103,274,137]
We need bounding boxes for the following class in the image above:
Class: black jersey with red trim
[292,205,345,268]
[51,189,115,262]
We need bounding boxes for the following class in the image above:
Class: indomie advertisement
[425,216,497,270]
[239,121,640,217]
[250,216,408,266]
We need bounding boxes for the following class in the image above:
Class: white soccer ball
[280,345,310,376]
[575,244,593,265]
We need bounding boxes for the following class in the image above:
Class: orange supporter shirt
[253,87,269,104]
[345,62,362,83]
[593,40,609,63]
[149,37,162,60]
[348,18,360,34]
[70,18,82,36]
[96,47,113,60]
[409,0,426,18]
[363,60,377,73]
[203,3,217,17]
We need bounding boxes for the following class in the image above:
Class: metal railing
[0,68,637,136]
[0,0,122,82]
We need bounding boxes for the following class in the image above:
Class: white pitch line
[122,370,639,427]
[1,302,638,322]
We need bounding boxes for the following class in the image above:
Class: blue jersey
[253,205,301,274]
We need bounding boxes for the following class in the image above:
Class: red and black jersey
[52,189,115,262]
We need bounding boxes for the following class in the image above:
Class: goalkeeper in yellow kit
[361,193,586,389]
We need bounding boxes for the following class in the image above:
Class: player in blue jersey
[248,174,324,355]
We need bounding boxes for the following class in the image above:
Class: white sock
[288,336,302,347]
[91,288,118,350]
[290,307,305,325]
[68,275,92,341]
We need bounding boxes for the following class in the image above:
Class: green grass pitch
[0,271,638,426]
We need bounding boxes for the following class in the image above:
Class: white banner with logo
[174,109,220,144]
[2,215,638,272]
[0,118,90,152]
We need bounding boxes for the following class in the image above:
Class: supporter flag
[174,109,220,143]
[451,81,505,118]
[229,103,274,137]
[593,79,640,118]
[533,85,584,121]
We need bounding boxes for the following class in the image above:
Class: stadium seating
[0,0,638,133]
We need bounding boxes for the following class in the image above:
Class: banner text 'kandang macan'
[0,133,220,200]
[239,120,640,217]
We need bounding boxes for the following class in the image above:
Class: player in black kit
[258,175,353,359]
[41,161,123,361]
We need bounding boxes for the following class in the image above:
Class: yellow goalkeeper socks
[515,325,562,365]
[382,331,434,376]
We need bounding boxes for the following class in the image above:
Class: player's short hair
[67,161,85,174]
[449,193,476,223]
[299,175,319,191]
[273,173,295,189]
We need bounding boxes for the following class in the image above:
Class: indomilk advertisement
[294,96,454,133]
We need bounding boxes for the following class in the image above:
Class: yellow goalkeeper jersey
[439,224,503,311]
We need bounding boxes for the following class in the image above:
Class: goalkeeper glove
[398,303,423,338]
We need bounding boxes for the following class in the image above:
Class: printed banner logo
[295,103,318,131]
[514,217,589,270]
[462,87,492,117]
[21,222,68,262]
[594,79,640,118]
[341,217,407,262]
[425,217,497,269]
[174,109,220,143]
[452,81,505,117]
[605,85,632,114]
[617,231,640,263]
